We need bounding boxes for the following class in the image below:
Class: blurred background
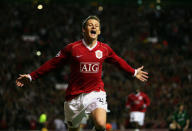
[0,0,192,130]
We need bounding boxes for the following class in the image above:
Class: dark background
[0,0,192,130]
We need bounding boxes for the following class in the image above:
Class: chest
[131,95,144,103]
[71,46,106,63]
[176,113,186,119]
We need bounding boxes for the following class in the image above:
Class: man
[16,16,148,131]
[126,88,150,131]
[169,104,190,131]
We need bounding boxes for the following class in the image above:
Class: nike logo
[76,55,83,58]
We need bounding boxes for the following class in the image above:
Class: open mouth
[90,30,96,34]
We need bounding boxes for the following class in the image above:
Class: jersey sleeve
[172,112,177,121]
[143,93,150,107]
[105,44,135,76]
[126,95,131,108]
[29,44,71,80]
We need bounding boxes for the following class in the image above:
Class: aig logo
[80,62,99,73]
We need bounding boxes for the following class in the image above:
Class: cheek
[98,30,101,35]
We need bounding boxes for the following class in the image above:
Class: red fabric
[30,40,135,101]
[126,92,150,112]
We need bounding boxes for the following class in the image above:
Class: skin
[82,19,101,48]
[16,18,149,131]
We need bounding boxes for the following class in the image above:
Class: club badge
[95,50,103,59]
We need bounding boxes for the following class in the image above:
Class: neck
[84,36,97,48]
[179,110,183,113]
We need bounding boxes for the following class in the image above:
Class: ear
[82,28,85,33]
[98,29,101,35]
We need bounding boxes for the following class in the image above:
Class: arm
[29,53,68,80]
[184,112,190,131]
[172,112,181,129]
[16,45,71,87]
[126,95,131,109]
[184,119,190,131]
[105,45,148,82]
[143,93,150,108]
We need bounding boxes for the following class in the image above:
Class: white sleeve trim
[27,74,32,82]
[134,69,138,77]
[143,104,147,108]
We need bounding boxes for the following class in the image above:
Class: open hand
[135,66,148,82]
[16,74,30,87]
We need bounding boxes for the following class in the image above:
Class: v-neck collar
[82,39,98,51]
[136,92,140,96]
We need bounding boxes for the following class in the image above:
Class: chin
[89,36,97,40]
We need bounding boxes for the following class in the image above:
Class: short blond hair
[82,15,100,29]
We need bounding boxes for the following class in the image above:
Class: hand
[184,126,188,131]
[16,74,30,87]
[142,104,147,109]
[135,66,148,82]
[176,124,181,129]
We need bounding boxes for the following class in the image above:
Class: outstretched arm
[105,44,149,82]
[16,44,71,87]
[16,55,67,87]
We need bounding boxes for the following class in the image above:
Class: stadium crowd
[0,1,192,130]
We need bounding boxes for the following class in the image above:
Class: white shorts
[64,91,108,128]
[130,111,145,126]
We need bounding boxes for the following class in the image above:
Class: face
[179,105,184,111]
[83,19,101,40]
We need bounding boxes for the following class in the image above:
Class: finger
[138,66,144,70]
[16,81,24,87]
[17,76,25,81]
[19,74,28,77]
[17,82,21,87]
[141,71,148,75]
[140,77,147,82]
[142,74,149,79]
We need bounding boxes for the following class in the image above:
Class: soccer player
[169,104,190,131]
[16,16,148,131]
[126,87,150,131]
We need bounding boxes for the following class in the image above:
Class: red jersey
[30,40,135,100]
[126,92,150,112]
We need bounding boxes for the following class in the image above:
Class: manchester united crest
[95,50,103,59]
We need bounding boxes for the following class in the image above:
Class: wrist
[27,74,32,82]
[134,69,138,77]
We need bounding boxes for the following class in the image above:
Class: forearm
[113,55,135,76]
[30,57,65,80]
[185,120,190,128]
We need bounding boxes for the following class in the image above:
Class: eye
[88,24,93,27]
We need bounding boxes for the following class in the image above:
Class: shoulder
[128,93,134,98]
[63,40,82,50]
[140,92,147,96]
[98,41,114,55]
[67,40,82,48]
[98,41,111,49]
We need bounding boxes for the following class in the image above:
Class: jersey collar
[82,39,98,51]
[136,92,140,96]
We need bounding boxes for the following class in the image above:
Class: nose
[92,25,96,29]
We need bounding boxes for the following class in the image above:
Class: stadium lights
[137,0,142,5]
[98,6,103,12]
[37,4,43,10]
[156,0,161,4]
[156,5,161,10]
[36,51,42,56]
